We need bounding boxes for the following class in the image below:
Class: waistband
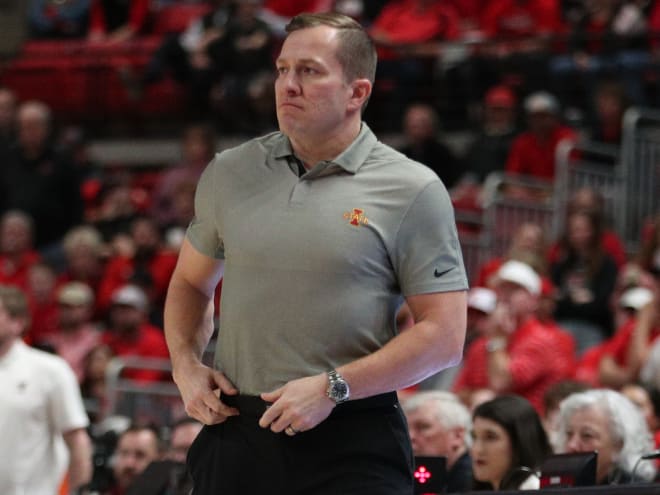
[222,391,398,417]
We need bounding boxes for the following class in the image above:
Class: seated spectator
[101,284,170,382]
[620,382,660,454]
[87,0,151,44]
[38,281,101,382]
[555,388,656,484]
[551,208,619,354]
[25,262,59,343]
[471,395,552,490]
[150,124,216,230]
[454,260,574,412]
[461,85,519,186]
[104,424,162,495]
[600,287,659,388]
[585,80,629,145]
[124,417,203,495]
[548,186,626,269]
[260,0,332,37]
[398,102,461,189]
[208,0,277,133]
[28,0,91,39]
[0,100,83,250]
[474,221,548,288]
[58,224,107,299]
[403,391,473,493]
[504,91,577,185]
[81,343,114,423]
[541,379,591,451]
[0,210,41,291]
[97,216,178,319]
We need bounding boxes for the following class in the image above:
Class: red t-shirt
[480,0,562,39]
[102,322,170,382]
[0,251,41,291]
[602,318,660,367]
[453,317,574,412]
[505,125,577,180]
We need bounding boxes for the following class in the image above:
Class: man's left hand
[258,373,335,435]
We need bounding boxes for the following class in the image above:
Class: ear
[347,78,372,112]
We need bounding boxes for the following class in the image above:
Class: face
[564,406,621,483]
[113,430,160,488]
[403,106,435,142]
[275,25,359,142]
[58,303,91,328]
[567,213,594,253]
[0,216,31,254]
[110,305,143,332]
[168,422,203,463]
[406,402,456,458]
[471,417,514,489]
[17,108,49,151]
[495,281,536,318]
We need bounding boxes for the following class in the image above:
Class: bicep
[171,238,224,298]
[405,291,467,336]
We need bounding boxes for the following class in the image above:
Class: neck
[0,336,17,358]
[289,119,361,167]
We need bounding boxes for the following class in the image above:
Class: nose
[565,434,580,452]
[280,71,301,96]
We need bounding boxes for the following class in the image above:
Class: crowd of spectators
[1,0,660,494]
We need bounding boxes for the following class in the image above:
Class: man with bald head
[0,100,83,248]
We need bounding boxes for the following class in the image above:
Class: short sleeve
[186,156,225,259]
[48,358,89,434]
[392,180,468,296]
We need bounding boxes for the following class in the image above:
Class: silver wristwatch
[326,369,350,404]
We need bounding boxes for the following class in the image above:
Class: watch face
[331,381,348,400]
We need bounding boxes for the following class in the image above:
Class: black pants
[187,392,414,495]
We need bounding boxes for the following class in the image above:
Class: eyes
[276,65,321,77]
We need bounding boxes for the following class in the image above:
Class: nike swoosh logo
[434,268,451,278]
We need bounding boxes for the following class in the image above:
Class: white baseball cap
[468,287,497,314]
[620,286,654,310]
[495,260,541,295]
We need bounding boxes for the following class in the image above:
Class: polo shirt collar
[271,123,378,176]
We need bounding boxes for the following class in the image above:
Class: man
[403,391,473,493]
[102,284,169,382]
[453,260,572,412]
[0,100,83,248]
[0,284,92,494]
[164,12,467,494]
[107,424,162,495]
[399,103,461,189]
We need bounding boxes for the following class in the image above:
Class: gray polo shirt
[187,124,468,395]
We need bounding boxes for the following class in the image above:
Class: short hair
[473,395,552,490]
[62,224,104,256]
[403,391,472,447]
[0,284,29,319]
[285,12,377,85]
[17,100,52,126]
[556,389,657,482]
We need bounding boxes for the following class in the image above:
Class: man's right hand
[173,360,239,425]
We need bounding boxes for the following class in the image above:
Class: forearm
[64,429,92,491]
[338,296,466,399]
[487,347,513,392]
[164,276,216,369]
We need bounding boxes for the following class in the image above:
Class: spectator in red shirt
[87,0,151,44]
[453,260,574,413]
[37,281,101,382]
[101,284,169,382]
[97,216,178,321]
[505,91,577,184]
